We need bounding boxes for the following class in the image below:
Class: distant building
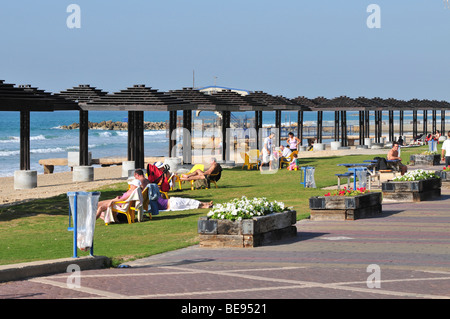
[198,85,250,96]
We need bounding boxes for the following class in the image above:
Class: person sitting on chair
[180,157,221,181]
[387,142,407,175]
[134,169,150,190]
[96,179,141,220]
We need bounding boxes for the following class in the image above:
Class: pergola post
[19,110,31,171]
[79,110,89,166]
[423,110,428,136]
[182,110,192,164]
[297,110,303,146]
[317,111,323,143]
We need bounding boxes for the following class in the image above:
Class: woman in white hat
[96,178,141,220]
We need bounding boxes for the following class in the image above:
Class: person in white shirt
[441,131,450,166]
[280,145,292,159]
[260,133,275,171]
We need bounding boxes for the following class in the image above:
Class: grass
[0,145,432,267]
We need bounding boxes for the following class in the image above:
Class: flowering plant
[443,166,450,172]
[392,169,438,181]
[421,151,438,155]
[324,187,369,197]
[207,196,286,221]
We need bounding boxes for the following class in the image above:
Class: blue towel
[148,183,160,215]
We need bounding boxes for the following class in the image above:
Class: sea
[0,110,442,177]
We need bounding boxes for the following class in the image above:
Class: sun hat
[127,179,141,187]
[154,161,164,169]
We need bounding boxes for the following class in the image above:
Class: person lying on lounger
[179,157,221,181]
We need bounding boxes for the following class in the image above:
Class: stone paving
[1,187,449,302]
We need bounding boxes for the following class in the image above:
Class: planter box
[435,170,450,183]
[309,192,382,221]
[382,178,441,202]
[198,210,297,248]
[410,154,441,166]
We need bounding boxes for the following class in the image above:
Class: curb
[0,256,110,283]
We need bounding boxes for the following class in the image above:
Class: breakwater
[60,121,167,131]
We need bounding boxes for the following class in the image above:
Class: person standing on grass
[441,131,450,166]
[260,133,275,171]
[287,132,300,152]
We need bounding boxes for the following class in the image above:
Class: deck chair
[105,187,144,224]
[247,149,260,170]
[180,164,205,190]
[241,152,253,170]
[280,151,298,169]
[138,184,151,221]
[207,165,222,189]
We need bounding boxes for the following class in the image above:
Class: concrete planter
[309,192,382,221]
[409,154,441,166]
[435,170,450,182]
[382,178,441,202]
[198,210,297,248]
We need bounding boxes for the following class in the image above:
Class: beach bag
[146,164,170,192]
[373,157,388,170]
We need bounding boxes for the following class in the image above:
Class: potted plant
[198,196,297,248]
[382,169,441,202]
[410,151,441,166]
[309,187,382,221]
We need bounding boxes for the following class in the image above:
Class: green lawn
[0,145,431,266]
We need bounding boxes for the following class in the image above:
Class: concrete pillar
[14,170,37,190]
[122,161,135,178]
[73,166,94,182]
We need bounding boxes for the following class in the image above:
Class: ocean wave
[0,134,53,143]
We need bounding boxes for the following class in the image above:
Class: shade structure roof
[56,84,108,103]
[80,84,191,111]
[311,96,366,111]
[168,87,241,112]
[0,80,79,111]
[291,96,318,109]
[208,90,270,111]
[246,91,308,111]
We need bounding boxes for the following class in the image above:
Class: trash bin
[355,168,368,189]
[429,140,437,153]
[67,191,101,258]
[300,166,316,188]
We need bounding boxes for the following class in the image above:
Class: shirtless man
[134,169,150,189]
[180,157,220,181]
[387,142,407,175]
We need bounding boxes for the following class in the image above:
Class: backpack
[146,163,170,192]
[373,157,388,170]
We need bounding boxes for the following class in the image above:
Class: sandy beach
[0,166,125,207]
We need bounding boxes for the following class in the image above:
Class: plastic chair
[137,184,151,221]
[107,187,144,224]
[180,164,205,190]
[241,152,252,170]
[280,151,298,169]
[247,149,260,170]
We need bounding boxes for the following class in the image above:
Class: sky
[1,0,450,100]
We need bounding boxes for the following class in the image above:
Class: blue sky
[1,0,450,100]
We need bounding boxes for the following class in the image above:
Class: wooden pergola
[81,84,191,169]
[0,80,79,171]
[57,84,108,167]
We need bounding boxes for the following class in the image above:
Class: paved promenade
[1,188,449,302]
